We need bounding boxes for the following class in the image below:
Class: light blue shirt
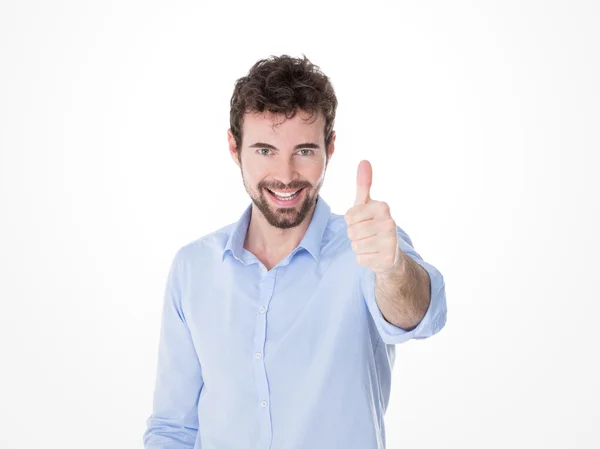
[143,194,447,449]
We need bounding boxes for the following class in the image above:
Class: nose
[272,158,298,187]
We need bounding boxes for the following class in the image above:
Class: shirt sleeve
[143,250,203,449]
[360,224,447,345]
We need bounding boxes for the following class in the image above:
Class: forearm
[374,246,431,331]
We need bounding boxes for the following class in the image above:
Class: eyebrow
[248,142,321,151]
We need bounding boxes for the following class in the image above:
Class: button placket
[254,268,277,445]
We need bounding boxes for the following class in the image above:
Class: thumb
[354,160,372,206]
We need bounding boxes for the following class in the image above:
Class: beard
[241,171,323,230]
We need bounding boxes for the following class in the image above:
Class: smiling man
[230,108,330,270]
[143,54,447,449]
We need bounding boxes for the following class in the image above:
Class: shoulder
[172,220,237,265]
[320,211,354,256]
[327,211,349,238]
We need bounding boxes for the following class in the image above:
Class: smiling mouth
[265,187,304,201]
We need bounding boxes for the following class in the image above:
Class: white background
[1,1,598,448]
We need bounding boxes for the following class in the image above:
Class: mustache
[260,182,310,191]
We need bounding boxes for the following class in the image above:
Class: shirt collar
[221,194,331,263]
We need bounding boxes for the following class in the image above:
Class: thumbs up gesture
[344,160,400,274]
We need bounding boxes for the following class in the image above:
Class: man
[143,54,447,449]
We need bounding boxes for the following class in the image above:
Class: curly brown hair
[229,54,338,161]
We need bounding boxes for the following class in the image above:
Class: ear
[326,131,336,163]
[227,129,241,168]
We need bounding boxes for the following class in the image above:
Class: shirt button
[255,353,262,359]
[260,401,268,407]
[260,306,266,313]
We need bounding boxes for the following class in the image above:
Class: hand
[344,160,401,274]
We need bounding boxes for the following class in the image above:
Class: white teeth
[272,189,299,198]
[269,188,301,200]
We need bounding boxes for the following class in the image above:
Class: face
[228,110,335,229]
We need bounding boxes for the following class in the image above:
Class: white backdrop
[1,1,598,448]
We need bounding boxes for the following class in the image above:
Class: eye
[298,149,313,156]
[257,148,271,156]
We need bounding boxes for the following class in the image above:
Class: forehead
[242,110,325,146]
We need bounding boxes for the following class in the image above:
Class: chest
[180,250,377,384]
